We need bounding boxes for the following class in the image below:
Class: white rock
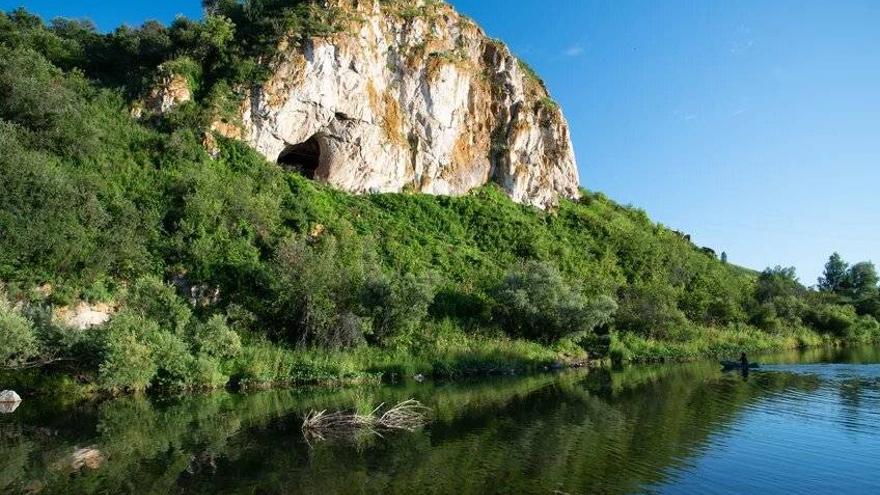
[68,447,105,471]
[54,302,113,330]
[0,390,21,403]
[229,0,580,209]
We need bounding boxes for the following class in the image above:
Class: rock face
[146,71,191,114]
[230,0,580,208]
[54,302,114,330]
[67,447,105,471]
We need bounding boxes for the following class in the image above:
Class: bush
[0,302,39,368]
[360,271,438,346]
[98,313,158,392]
[126,276,192,335]
[189,354,228,388]
[615,281,686,339]
[803,303,858,337]
[847,316,880,342]
[158,56,203,93]
[190,314,242,358]
[270,234,374,349]
[492,261,616,343]
[144,330,194,389]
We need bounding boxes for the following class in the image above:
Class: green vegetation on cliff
[1,8,879,393]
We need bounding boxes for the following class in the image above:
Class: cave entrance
[278,136,322,179]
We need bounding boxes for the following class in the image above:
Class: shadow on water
[1,347,878,494]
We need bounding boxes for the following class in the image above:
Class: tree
[270,234,375,349]
[492,261,617,343]
[0,302,40,368]
[847,261,879,301]
[818,252,849,293]
[756,266,802,303]
[200,15,235,52]
[360,271,438,346]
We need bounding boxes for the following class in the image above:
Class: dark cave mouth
[277,136,322,179]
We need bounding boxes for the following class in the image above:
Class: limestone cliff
[223,0,581,208]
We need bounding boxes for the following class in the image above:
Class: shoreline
[3,331,874,402]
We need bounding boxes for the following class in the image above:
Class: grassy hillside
[1,7,878,394]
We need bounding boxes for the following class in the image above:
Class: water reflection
[1,347,879,494]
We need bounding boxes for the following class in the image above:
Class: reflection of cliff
[1,366,820,494]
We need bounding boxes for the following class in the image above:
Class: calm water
[2,347,879,494]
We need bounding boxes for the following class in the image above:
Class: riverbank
[3,321,874,400]
[608,324,857,363]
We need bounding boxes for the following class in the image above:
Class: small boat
[720,361,760,371]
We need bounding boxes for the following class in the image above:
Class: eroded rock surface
[54,302,114,330]
[230,0,580,208]
[146,71,191,114]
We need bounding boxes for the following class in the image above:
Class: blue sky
[2,0,878,283]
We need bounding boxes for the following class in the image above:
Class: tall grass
[610,324,835,364]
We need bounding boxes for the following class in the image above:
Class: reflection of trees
[1,365,823,494]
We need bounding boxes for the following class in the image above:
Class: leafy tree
[846,262,878,301]
[756,266,802,303]
[190,314,242,358]
[201,14,236,50]
[818,252,849,293]
[360,271,439,346]
[493,261,617,343]
[615,280,686,339]
[0,301,39,368]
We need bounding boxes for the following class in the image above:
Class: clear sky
[2,0,878,284]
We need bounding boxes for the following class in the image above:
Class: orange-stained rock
[235,0,580,208]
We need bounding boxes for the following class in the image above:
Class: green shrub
[98,313,158,392]
[270,234,374,349]
[0,302,39,368]
[615,280,686,339]
[144,330,194,389]
[844,315,880,342]
[158,56,202,93]
[190,314,242,358]
[492,261,616,343]
[360,271,438,346]
[804,303,858,337]
[126,276,192,335]
[189,354,228,388]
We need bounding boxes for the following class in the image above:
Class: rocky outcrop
[146,71,191,114]
[54,446,105,472]
[0,390,21,403]
[228,0,580,208]
[0,390,22,414]
[54,302,114,330]
[171,274,221,307]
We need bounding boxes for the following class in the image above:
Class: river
[2,346,879,494]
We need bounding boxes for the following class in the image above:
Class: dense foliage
[1,7,878,393]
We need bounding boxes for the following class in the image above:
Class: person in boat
[740,352,749,367]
